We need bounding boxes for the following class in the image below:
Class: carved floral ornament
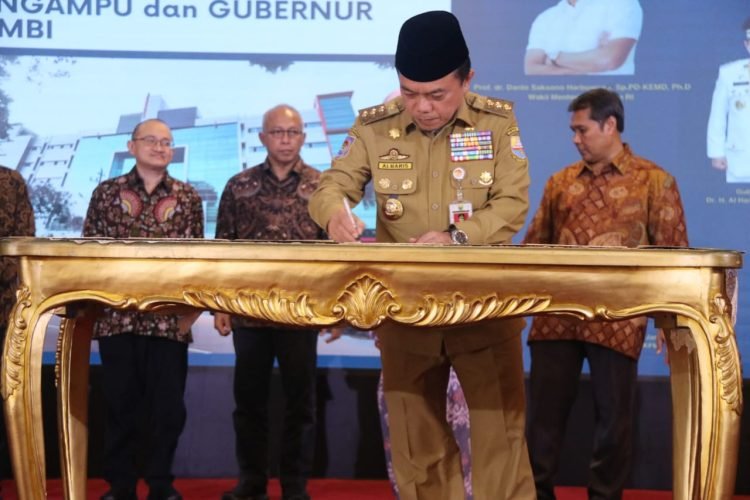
[711,294,743,413]
[164,281,750,417]
[181,274,555,330]
[2,285,31,400]
[1,277,742,416]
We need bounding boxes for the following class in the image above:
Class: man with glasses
[215,105,339,500]
[83,118,204,500]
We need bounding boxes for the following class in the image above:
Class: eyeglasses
[133,136,174,148]
[265,128,303,139]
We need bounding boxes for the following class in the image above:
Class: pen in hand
[342,197,360,240]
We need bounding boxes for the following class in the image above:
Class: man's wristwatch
[448,224,469,245]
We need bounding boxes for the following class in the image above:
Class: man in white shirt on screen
[707,18,750,183]
[524,0,643,76]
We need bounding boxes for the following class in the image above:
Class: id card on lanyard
[448,166,473,224]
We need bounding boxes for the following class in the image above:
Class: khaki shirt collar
[403,95,474,136]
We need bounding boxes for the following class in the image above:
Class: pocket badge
[478,171,493,186]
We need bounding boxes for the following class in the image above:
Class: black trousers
[527,340,638,500]
[231,326,318,497]
[98,334,188,492]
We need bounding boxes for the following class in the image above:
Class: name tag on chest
[378,162,413,170]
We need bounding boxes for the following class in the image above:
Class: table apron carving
[0,238,742,500]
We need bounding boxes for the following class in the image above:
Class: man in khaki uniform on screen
[308,11,535,500]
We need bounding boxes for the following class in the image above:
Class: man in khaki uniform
[308,10,535,500]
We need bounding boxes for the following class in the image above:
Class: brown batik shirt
[0,166,36,330]
[83,166,204,343]
[523,144,689,359]
[215,158,326,328]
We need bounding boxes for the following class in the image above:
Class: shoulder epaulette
[468,93,514,117]
[358,100,403,125]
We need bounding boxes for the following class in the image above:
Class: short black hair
[131,118,169,140]
[568,88,625,133]
[454,57,472,83]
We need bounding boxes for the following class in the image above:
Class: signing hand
[327,206,365,242]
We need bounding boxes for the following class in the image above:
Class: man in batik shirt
[0,165,35,498]
[214,104,338,500]
[0,166,35,335]
[523,88,688,500]
[83,119,203,500]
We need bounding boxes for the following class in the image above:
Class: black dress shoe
[100,489,137,500]
[147,486,183,500]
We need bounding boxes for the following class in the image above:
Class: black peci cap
[395,11,469,82]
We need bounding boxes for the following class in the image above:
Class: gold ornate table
[0,237,743,499]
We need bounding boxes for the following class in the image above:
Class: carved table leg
[666,328,700,500]
[674,312,741,500]
[56,316,93,500]
[2,296,51,500]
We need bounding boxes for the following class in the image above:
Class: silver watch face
[451,229,469,245]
